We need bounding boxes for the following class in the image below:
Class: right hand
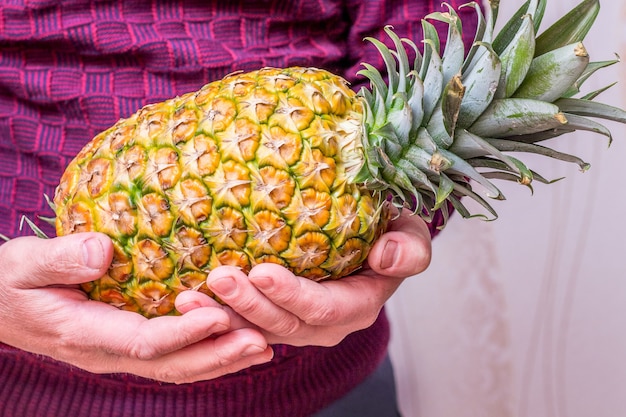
[0,232,273,384]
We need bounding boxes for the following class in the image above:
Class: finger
[365,211,432,277]
[248,263,380,329]
[121,307,233,359]
[150,329,274,384]
[205,266,302,337]
[57,302,232,361]
[99,328,273,384]
[0,233,113,288]
[175,290,222,314]
[173,346,273,384]
[156,331,274,384]
[175,290,262,334]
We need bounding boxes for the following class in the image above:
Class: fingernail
[241,344,265,357]
[251,275,273,291]
[209,276,237,297]
[177,300,201,312]
[380,240,398,270]
[82,237,105,270]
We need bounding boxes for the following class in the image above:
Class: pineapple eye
[201,97,236,133]
[247,210,291,256]
[133,239,175,281]
[85,157,113,198]
[138,193,174,238]
[109,123,136,152]
[171,107,199,145]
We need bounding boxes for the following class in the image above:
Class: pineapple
[48,0,626,317]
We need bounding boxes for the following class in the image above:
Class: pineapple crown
[354,0,626,225]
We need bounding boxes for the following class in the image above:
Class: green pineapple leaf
[581,83,618,101]
[555,97,626,124]
[562,56,621,97]
[492,0,546,54]
[562,113,613,145]
[19,216,50,239]
[534,0,600,56]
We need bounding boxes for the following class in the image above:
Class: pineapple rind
[54,67,387,317]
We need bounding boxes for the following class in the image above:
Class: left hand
[176,210,432,347]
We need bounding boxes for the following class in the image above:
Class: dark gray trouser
[312,355,402,417]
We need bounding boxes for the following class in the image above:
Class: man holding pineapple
[2,0,620,416]
[0,0,464,416]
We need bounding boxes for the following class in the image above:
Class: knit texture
[0,0,477,416]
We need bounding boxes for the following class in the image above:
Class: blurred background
[386,1,626,416]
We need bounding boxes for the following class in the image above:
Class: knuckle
[127,339,160,361]
[233,296,259,315]
[272,316,302,337]
[44,246,82,273]
[212,343,239,369]
[305,303,339,326]
[173,322,198,347]
[153,364,187,383]
[215,350,233,368]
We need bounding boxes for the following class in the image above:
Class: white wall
[386,1,626,416]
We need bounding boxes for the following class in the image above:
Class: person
[0,0,478,415]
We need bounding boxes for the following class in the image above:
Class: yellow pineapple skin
[54,67,389,318]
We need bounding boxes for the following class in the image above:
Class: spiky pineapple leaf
[469,99,567,138]
[494,14,535,99]
[505,128,575,144]
[19,216,50,239]
[44,193,56,211]
[421,19,441,57]
[555,98,626,124]
[383,27,410,93]
[38,216,56,227]
[468,157,558,185]
[427,5,465,86]
[450,129,533,184]
[492,0,546,54]
[534,0,599,56]
[357,1,623,223]
[458,41,501,127]
[434,173,455,209]
[449,181,499,220]
[421,39,444,123]
[460,2,488,72]
[485,139,590,171]
[581,83,618,101]
[512,42,589,102]
[562,113,613,145]
[357,64,388,102]
[562,56,621,98]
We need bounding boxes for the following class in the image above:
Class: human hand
[176,211,432,347]
[0,233,273,384]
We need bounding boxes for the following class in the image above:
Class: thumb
[1,233,113,288]
[366,212,432,278]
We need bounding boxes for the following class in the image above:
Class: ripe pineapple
[48,0,626,317]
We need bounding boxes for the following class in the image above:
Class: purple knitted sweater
[0,1,477,416]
